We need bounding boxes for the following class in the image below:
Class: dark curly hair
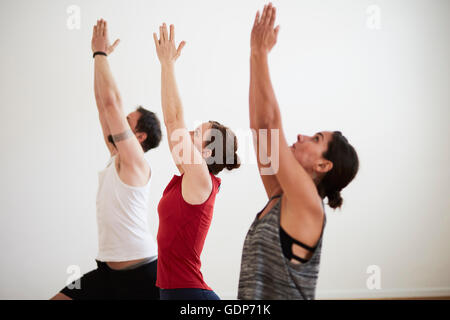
[317,131,359,209]
[135,106,162,152]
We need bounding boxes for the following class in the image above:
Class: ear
[136,132,147,144]
[202,148,212,159]
[316,159,333,174]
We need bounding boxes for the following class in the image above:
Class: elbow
[102,94,122,111]
[254,109,280,130]
[260,112,277,129]
[163,106,183,127]
[250,116,270,130]
[164,115,181,128]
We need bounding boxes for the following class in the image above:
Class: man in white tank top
[51,19,161,300]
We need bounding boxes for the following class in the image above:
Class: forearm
[94,67,105,112]
[160,63,184,125]
[94,55,122,108]
[249,53,281,129]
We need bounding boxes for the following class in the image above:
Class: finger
[269,7,276,27]
[169,24,174,42]
[253,10,260,27]
[153,32,159,47]
[93,25,97,37]
[162,23,168,41]
[101,19,106,37]
[265,3,273,25]
[99,19,104,36]
[96,20,101,36]
[260,5,268,23]
[103,20,108,37]
[176,41,186,58]
[111,39,120,50]
[160,25,164,41]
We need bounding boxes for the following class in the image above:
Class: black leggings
[60,259,159,300]
[160,288,220,300]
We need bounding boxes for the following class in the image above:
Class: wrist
[250,50,268,61]
[93,51,107,58]
[160,61,175,69]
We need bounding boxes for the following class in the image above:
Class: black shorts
[60,259,159,300]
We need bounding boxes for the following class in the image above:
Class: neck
[311,171,322,186]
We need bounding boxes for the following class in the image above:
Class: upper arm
[95,75,116,157]
[165,119,211,189]
[251,126,280,199]
[164,118,186,175]
[267,119,322,213]
[103,103,145,167]
[98,111,117,156]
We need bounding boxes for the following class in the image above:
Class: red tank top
[156,172,221,290]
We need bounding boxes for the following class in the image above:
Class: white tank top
[96,155,158,262]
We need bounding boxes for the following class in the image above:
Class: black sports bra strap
[280,226,316,252]
[291,237,316,252]
[291,253,309,264]
[257,194,282,219]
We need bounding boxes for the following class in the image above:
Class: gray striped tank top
[238,194,326,300]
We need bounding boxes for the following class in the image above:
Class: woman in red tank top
[153,23,240,300]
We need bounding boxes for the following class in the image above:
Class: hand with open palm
[91,19,120,55]
[251,3,280,56]
[153,23,186,66]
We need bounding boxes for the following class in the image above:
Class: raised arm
[92,20,120,156]
[92,19,147,172]
[153,24,210,190]
[152,24,186,135]
[249,4,282,199]
[250,3,322,213]
[94,70,117,156]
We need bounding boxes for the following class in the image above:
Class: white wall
[0,0,449,299]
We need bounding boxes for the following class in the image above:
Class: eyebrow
[317,132,324,140]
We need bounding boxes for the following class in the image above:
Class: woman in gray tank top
[238,3,360,300]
